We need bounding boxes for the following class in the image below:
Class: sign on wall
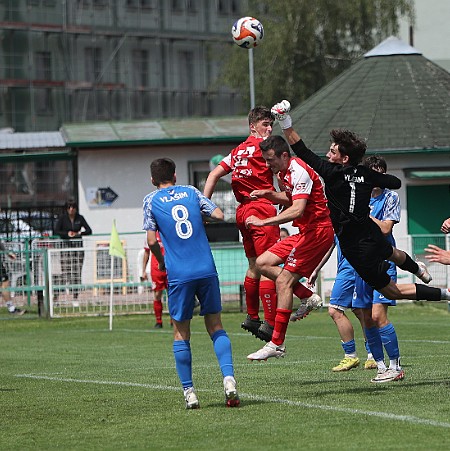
[86,187,119,208]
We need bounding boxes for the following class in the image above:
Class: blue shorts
[168,275,222,322]
[353,262,397,308]
[329,267,356,310]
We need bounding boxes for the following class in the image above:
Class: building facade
[0,0,246,132]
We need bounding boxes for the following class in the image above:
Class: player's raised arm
[271,100,300,145]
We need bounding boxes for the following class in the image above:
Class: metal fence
[1,233,247,318]
[1,233,449,318]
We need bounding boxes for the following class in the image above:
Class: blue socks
[341,339,356,356]
[173,330,235,390]
[364,326,384,362]
[211,329,234,378]
[173,340,193,389]
[379,322,400,360]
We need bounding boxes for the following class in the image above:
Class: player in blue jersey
[143,158,239,409]
[353,155,404,383]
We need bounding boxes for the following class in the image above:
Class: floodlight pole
[249,48,255,109]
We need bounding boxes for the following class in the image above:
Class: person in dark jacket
[54,199,92,300]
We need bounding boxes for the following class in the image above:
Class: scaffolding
[0,0,246,131]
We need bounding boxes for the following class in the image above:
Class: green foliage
[1,303,450,449]
[220,0,415,109]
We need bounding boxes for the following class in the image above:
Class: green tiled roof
[60,117,249,147]
[284,37,450,155]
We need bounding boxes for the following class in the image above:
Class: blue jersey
[143,185,219,284]
[369,189,400,248]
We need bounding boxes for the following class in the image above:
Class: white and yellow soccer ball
[231,17,264,49]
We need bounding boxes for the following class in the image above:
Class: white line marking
[15,373,450,429]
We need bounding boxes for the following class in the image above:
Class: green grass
[1,303,450,450]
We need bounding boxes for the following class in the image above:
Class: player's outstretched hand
[424,244,450,265]
[271,100,292,129]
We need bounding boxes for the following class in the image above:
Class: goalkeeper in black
[270,100,450,303]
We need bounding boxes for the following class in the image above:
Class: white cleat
[371,368,405,383]
[416,261,432,284]
[184,387,200,409]
[223,376,240,407]
[290,293,323,321]
[247,341,286,361]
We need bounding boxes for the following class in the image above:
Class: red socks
[244,276,260,318]
[153,299,163,323]
[271,308,291,346]
[259,279,277,325]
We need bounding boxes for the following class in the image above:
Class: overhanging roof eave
[65,135,248,148]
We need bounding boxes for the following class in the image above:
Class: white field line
[15,373,450,429]
[106,329,450,345]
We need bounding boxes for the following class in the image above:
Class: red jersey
[279,157,331,229]
[220,135,275,203]
[144,232,165,269]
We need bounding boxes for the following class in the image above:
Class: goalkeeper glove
[271,100,292,129]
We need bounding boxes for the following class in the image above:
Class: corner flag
[109,220,126,259]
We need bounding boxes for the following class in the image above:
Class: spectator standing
[54,199,92,300]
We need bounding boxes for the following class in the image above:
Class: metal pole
[249,48,255,109]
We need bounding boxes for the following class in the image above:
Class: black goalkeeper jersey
[291,140,401,237]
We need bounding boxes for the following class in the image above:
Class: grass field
[1,302,450,450]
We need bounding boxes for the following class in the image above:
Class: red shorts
[236,200,280,259]
[150,258,168,292]
[268,226,334,277]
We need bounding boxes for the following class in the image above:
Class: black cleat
[241,315,262,337]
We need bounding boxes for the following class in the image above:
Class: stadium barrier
[1,233,448,318]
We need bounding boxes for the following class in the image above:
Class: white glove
[271,100,292,129]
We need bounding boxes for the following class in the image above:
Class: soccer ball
[231,17,264,49]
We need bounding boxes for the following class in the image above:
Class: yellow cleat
[332,357,360,372]
[364,359,377,370]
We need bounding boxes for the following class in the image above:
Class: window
[216,0,239,15]
[84,47,102,82]
[186,0,198,13]
[171,0,184,12]
[35,52,52,80]
[35,88,53,115]
[178,50,194,90]
[132,49,149,87]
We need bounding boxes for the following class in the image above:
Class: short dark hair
[259,135,291,157]
[330,128,367,166]
[65,198,78,209]
[364,154,387,173]
[248,106,274,126]
[151,158,176,186]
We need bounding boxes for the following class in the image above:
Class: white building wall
[77,143,236,235]
[399,0,450,71]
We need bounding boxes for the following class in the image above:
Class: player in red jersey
[204,106,315,342]
[245,135,334,361]
[142,231,168,328]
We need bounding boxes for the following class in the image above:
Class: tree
[219,0,415,109]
